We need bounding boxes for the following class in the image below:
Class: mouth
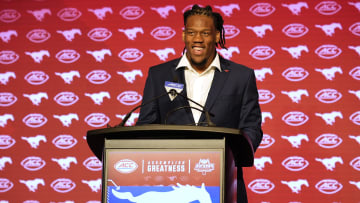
[192,46,205,55]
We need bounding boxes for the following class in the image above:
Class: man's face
[183,15,220,72]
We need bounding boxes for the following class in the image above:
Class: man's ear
[182,30,185,42]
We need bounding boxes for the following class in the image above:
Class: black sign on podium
[87,124,254,203]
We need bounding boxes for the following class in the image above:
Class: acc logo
[349,22,360,36]
[151,26,176,40]
[350,157,360,171]
[56,49,80,63]
[114,159,138,173]
[86,70,111,84]
[315,89,342,103]
[0,178,13,192]
[315,179,343,194]
[315,1,341,15]
[25,71,49,85]
[249,3,275,17]
[84,113,110,127]
[22,113,47,128]
[248,179,275,194]
[282,156,309,171]
[117,91,142,106]
[259,134,275,149]
[0,9,21,23]
[87,28,112,42]
[0,50,19,64]
[120,6,144,20]
[51,178,76,193]
[118,48,144,62]
[350,111,360,125]
[315,133,342,149]
[258,89,275,104]
[0,92,17,107]
[21,156,46,171]
[224,25,240,39]
[282,111,309,126]
[349,66,360,80]
[315,44,341,59]
[282,23,308,38]
[249,46,275,60]
[57,8,82,21]
[54,92,79,106]
[83,156,102,171]
[282,67,309,82]
[0,135,16,149]
[26,29,51,43]
[52,134,77,149]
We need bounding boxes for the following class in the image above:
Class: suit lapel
[199,57,231,124]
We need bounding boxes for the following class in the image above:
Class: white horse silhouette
[112,183,212,203]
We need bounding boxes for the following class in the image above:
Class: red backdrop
[0,0,359,202]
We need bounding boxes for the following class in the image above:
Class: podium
[86,124,254,203]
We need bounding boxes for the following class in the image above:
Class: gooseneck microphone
[115,88,215,127]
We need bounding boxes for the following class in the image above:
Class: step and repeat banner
[0,0,359,202]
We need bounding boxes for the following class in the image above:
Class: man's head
[182,5,226,72]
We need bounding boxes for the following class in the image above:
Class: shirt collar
[176,52,222,73]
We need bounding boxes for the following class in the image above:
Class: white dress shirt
[176,53,222,124]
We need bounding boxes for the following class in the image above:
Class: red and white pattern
[0,0,359,202]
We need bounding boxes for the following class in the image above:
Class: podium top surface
[86,124,254,166]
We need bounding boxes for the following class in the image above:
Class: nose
[193,32,204,42]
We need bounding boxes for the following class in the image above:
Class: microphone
[115,88,215,127]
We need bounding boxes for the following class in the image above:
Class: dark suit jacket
[137,56,263,202]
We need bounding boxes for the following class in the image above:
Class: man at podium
[137,5,263,203]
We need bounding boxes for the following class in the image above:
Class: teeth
[193,47,203,51]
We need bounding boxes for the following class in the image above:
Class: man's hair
[183,5,227,49]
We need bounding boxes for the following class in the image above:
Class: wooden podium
[87,124,254,203]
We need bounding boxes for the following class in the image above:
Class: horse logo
[246,24,273,38]
[150,48,176,61]
[315,23,342,36]
[52,157,77,170]
[0,156,12,170]
[111,183,212,203]
[281,45,308,59]
[281,89,309,103]
[281,134,309,148]
[315,67,342,80]
[0,72,16,85]
[25,50,50,63]
[261,112,273,125]
[315,156,343,171]
[315,111,343,125]
[116,113,139,126]
[55,70,80,84]
[217,46,239,60]
[0,30,17,43]
[281,179,309,193]
[27,8,51,21]
[254,156,272,171]
[118,27,144,40]
[23,92,48,106]
[88,7,113,20]
[19,178,45,192]
[117,69,143,83]
[85,91,110,105]
[349,2,360,12]
[0,114,14,127]
[281,2,308,15]
[254,67,273,81]
[349,45,360,56]
[82,179,101,192]
[21,135,47,149]
[214,4,240,17]
[86,49,111,62]
[150,5,176,18]
[53,113,79,127]
[57,28,82,41]
[349,135,360,144]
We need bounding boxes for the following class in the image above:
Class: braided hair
[183,4,227,49]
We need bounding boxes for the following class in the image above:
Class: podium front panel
[103,139,225,203]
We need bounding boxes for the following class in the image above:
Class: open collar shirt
[175,52,222,124]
